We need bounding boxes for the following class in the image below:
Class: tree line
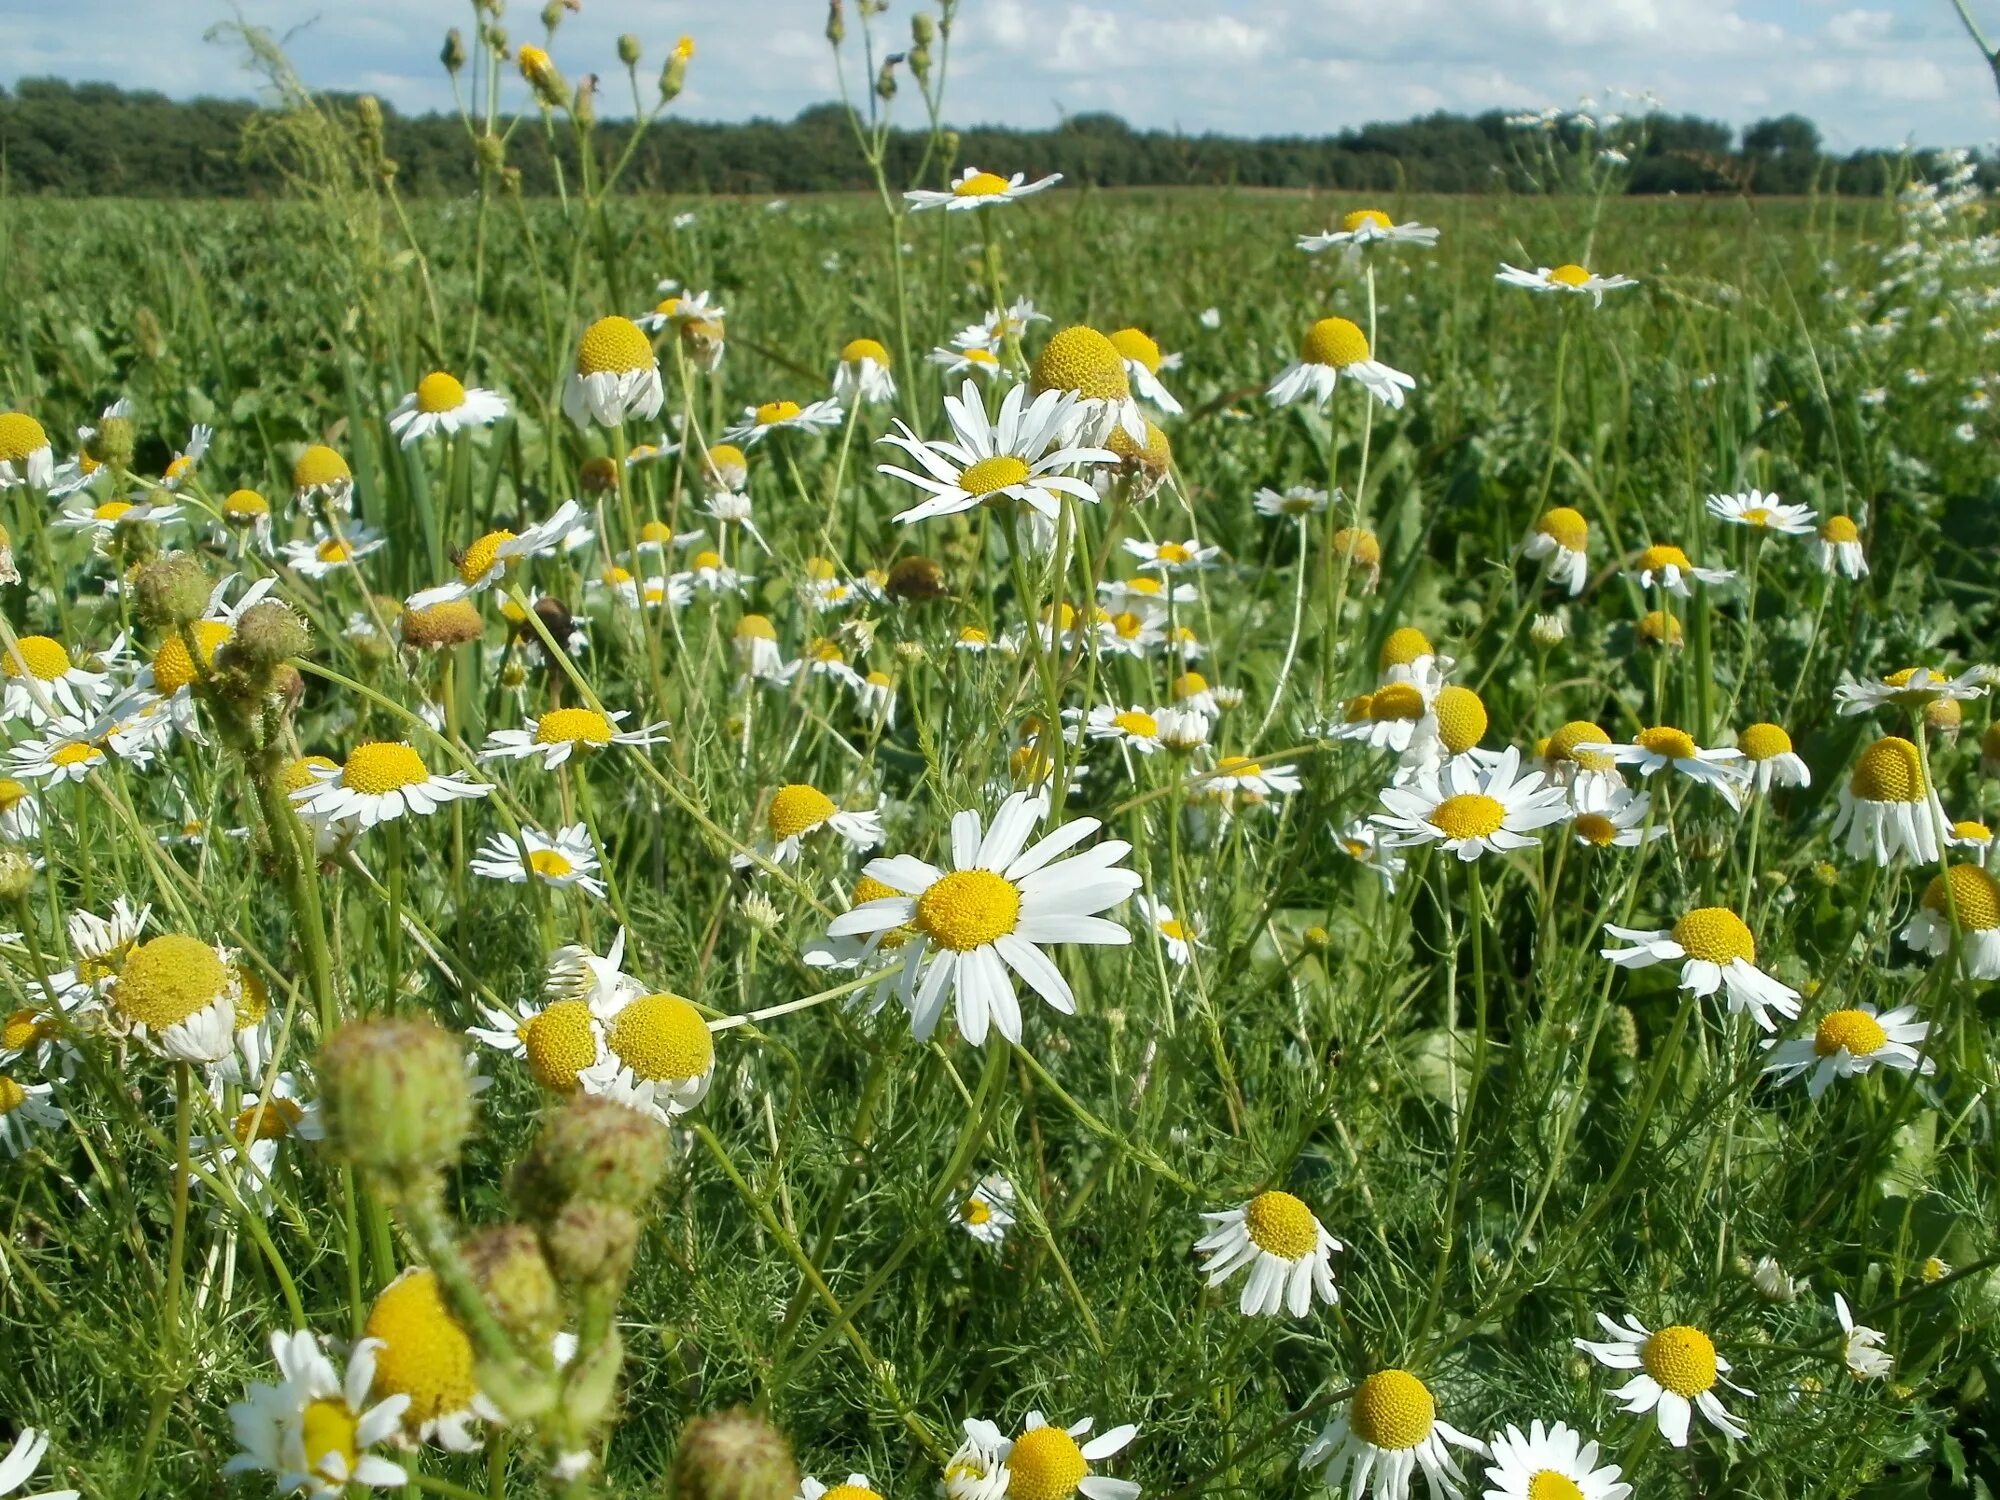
[0,77,1973,199]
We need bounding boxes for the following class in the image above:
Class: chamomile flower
[1253,484,1330,519]
[1497,262,1639,305]
[106,932,241,1062]
[724,397,845,447]
[1397,683,1491,784]
[1298,209,1439,259]
[1817,516,1868,578]
[930,344,1008,382]
[1523,507,1590,595]
[956,1174,1016,1246]
[388,372,510,446]
[1084,705,1167,755]
[1130,894,1202,965]
[0,633,121,725]
[292,742,489,830]
[827,790,1140,1047]
[957,299,1050,351]
[1377,626,1452,686]
[1329,680,1433,754]
[1099,575,1195,611]
[733,614,790,685]
[1834,666,1988,717]
[1479,1421,1630,1500]
[0,412,56,489]
[832,338,898,406]
[405,498,583,610]
[1832,735,1946,865]
[1582,727,1748,810]
[1902,862,2000,977]
[635,288,725,333]
[470,824,607,897]
[1270,317,1415,410]
[878,381,1115,526]
[364,1268,505,1450]
[1626,543,1734,596]
[1374,746,1568,861]
[563,315,664,429]
[0,776,38,841]
[46,896,149,1010]
[281,524,386,580]
[1731,723,1809,794]
[1335,819,1405,891]
[1568,786,1662,849]
[0,1076,64,1157]
[1833,1295,1892,1380]
[1573,1314,1748,1447]
[53,494,183,542]
[674,544,751,597]
[220,487,277,552]
[1205,755,1303,799]
[292,444,355,513]
[799,1475,885,1500]
[1601,908,1800,1030]
[1123,537,1217,573]
[468,996,607,1092]
[957,1413,1139,1500]
[1029,326,1150,444]
[1301,1369,1484,1500]
[1761,1002,1932,1096]
[736,783,884,867]
[906,167,1062,211]
[583,989,715,1122]
[1195,1191,1340,1317]
[1106,327,1184,416]
[200,1071,320,1216]
[224,1330,409,1495]
[0,1427,76,1500]
[1706,489,1816,534]
[10,714,120,785]
[479,706,669,771]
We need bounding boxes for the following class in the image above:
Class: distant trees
[0,77,1975,199]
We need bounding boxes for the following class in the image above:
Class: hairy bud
[318,1019,474,1184]
[672,1410,800,1500]
[0,849,35,902]
[461,1223,562,1344]
[442,28,468,72]
[515,1093,670,1214]
[232,600,313,668]
[542,1198,639,1289]
[132,552,212,630]
[617,33,642,66]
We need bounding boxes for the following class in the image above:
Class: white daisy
[1816,516,1868,578]
[1195,1190,1340,1317]
[1901,862,2000,978]
[955,1174,1016,1246]
[1706,489,1816,535]
[1335,819,1405,891]
[0,1428,77,1500]
[1298,209,1439,259]
[1573,1313,1749,1447]
[1834,666,1988,717]
[1253,484,1331,519]
[1625,543,1734,597]
[1122,537,1217,573]
[1523,507,1590,595]
[1736,723,1811,794]
[1761,1003,1932,1098]
[1497,263,1638,305]
[562,315,664,429]
[224,1330,410,1496]
[634,288,725,333]
[1269,317,1415,411]
[581,987,715,1123]
[905,167,1062,211]
[878,381,1115,526]
[798,1474,886,1500]
[1579,727,1748,811]
[0,632,124,725]
[0,412,56,490]
[1205,755,1303,799]
[954,1413,1138,1500]
[9,714,126,785]
[53,494,183,543]
[929,345,1009,382]
[1373,746,1569,862]
[1301,1369,1484,1500]
[1832,736,1946,866]
[405,498,583,610]
[281,524,386,580]
[1568,785,1663,850]
[1601,907,1800,1031]
[832,338,898,406]
[388,373,509,446]
[723,397,845,447]
[1131,894,1201,965]
[0,1075,65,1158]
[1083,705,1167,756]
[734,783,884,868]
[470,824,607,897]
[1106,328,1184,416]
[291,742,489,830]
[1479,1420,1629,1500]
[1833,1294,1892,1380]
[479,706,670,771]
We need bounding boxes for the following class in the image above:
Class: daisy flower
[1580,726,1748,810]
[832,338,898,406]
[1601,907,1800,1030]
[1834,1294,1892,1380]
[1834,666,1987,717]
[479,706,670,771]
[1301,1369,1484,1500]
[470,824,607,897]
[1195,1190,1340,1317]
[53,494,183,543]
[219,487,276,552]
[292,443,355,513]
[674,543,752,598]
[724,398,845,447]
[1832,735,1945,865]
[1373,747,1569,862]
[106,932,241,1062]
[405,498,583,610]
[1099,575,1195,611]
[1335,819,1405,891]
[1084,705,1167,755]
[905,167,1062,210]
[1735,722,1810,794]
[734,615,791,685]
[930,344,1009,382]
[388,372,509,446]
[292,741,489,830]
[1106,327,1184,416]
[1029,326,1149,444]
[0,633,123,725]
[1761,1003,1932,1097]
[9,714,125,785]
[1123,537,1217,573]
[563,315,664,429]
[0,1427,76,1500]
[1573,1314,1748,1447]
[199,1071,321,1217]
[0,1076,65,1157]
[1205,755,1303,800]
[1131,894,1201,965]
[799,1475,886,1500]
[582,989,715,1122]
[0,412,55,490]
[1377,626,1451,686]
[878,381,1115,526]
[1706,489,1816,534]
[855,670,899,725]
[1395,683,1492,784]
[1497,262,1638,305]
[802,875,918,1017]
[224,1330,409,1496]
[826,790,1140,1047]
[1568,786,1662,850]
[1523,507,1589,595]
[1329,679,1434,755]
[635,287,726,333]
[736,783,884,867]
[364,1268,507,1450]
[1253,484,1330,519]
[956,1413,1139,1500]
[1480,1421,1629,1500]
[1817,516,1868,578]
[45,895,149,1010]
[281,524,386,581]
[468,995,608,1093]
[957,298,1050,351]
[1902,862,2000,978]
[0,776,38,841]
[955,1174,1016,1246]
[1626,543,1733,596]
[1270,316,1415,410]
[1298,209,1439,259]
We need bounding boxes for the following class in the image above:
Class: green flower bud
[95,414,137,469]
[825,0,845,45]
[231,600,313,668]
[617,33,642,66]
[442,28,468,72]
[672,1409,799,1500]
[911,12,935,44]
[539,0,563,31]
[542,1198,638,1289]
[132,552,213,630]
[318,1019,473,1185]
[0,849,35,901]
[514,1093,670,1214]
[461,1223,562,1344]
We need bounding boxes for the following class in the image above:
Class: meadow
[0,27,1997,1500]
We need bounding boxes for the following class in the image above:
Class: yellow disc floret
[1243,1190,1318,1259]
[1112,710,1158,739]
[1005,1425,1089,1500]
[0,1076,23,1115]
[1379,627,1434,671]
[576,316,654,377]
[1527,1473,1585,1500]
[1820,516,1860,544]
[1637,544,1693,574]
[1031,327,1132,402]
[755,400,803,426]
[416,372,468,414]
[112,933,230,1032]
[150,621,232,695]
[341,741,432,795]
[1299,317,1370,369]
[1738,723,1793,761]
[366,1270,478,1426]
[916,869,1021,952]
[1922,864,2000,930]
[534,708,616,747]
[224,489,271,520]
[1671,908,1755,966]
[283,755,339,795]
[1549,264,1593,288]
[1348,1370,1435,1451]
[1637,611,1684,647]
[768,784,837,841]
[1107,327,1163,373]
[3,636,71,682]
[1342,209,1393,233]
[1640,1325,1718,1397]
[292,444,351,492]
[1369,683,1427,723]
[953,170,1013,197]
[1433,685,1487,756]
[1537,507,1589,552]
[1637,726,1698,761]
[0,412,49,464]
[1814,1009,1887,1058]
[960,455,1031,497]
[1573,813,1619,847]
[1849,736,1925,803]
[1429,794,1506,841]
[607,993,713,1083]
[841,337,891,367]
[300,1400,359,1482]
[519,999,599,1091]
[456,529,516,585]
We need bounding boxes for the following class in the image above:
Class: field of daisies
[2,16,1999,1500]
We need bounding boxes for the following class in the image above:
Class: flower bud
[132,552,213,629]
[660,36,693,103]
[738,891,782,934]
[461,1223,562,1344]
[542,1198,639,1289]
[1529,612,1567,648]
[617,33,642,66]
[539,0,563,31]
[515,1093,669,1214]
[825,0,846,45]
[318,1019,474,1184]
[442,28,468,72]
[672,1410,799,1500]
[875,55,898,100]
[476,133,507,173]
[911,12,935,44]
[232,600,313,668]
[885,554,947,603]
[96,413,138,469]
[0,849,35,901]
[402,599,485,651]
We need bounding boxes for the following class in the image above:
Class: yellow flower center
[535,707,616,747]
[416,371,468,414]
[824,1487,883,1500]
[1348,1370,1435,1451]
[292,444,351,491]
[1955,819,1993,842]
[1005,1425,1089,1500]
[150,620,232,695]
[1549,264,1593,287]
[1738,722,1793,761]
[1172,671,1209,701]
[576,316,654,376]
[1108,419,1171,468]
[366,1270,478,1425]
[1527,1473,1585,1500]
[235,966,269,1027]
[1849,736,1925,803]
[1671,907,1755,965]
[1537,506,1589,552]
[1369,683,1427,723]
[232,1097,304,1142]
[1343,208,1393,233]
[808,637,846,664]
[916,868,1021,952]
[0,412,49,464]
[1111,710,1158,739]
[1299,316,1370,368]
[92,501,135,523]
[1574,812,1619,847]
[1217,756,1262,779]
[517,999,599,1090]
[112,933,230,1031]
[1433,685,1487,755]
[283,755,339,794]
[1333,527,1381,567]
[954,170,1014,197]
[340,741,431,795]
[4,636,71,681]
[768,783,838,840]
[1640,1325,1718,1397]
[315,539,354,564]
[2,1009,46,1050]
[51,741,103,769]
[224,489,270,519]
[1814,1009,1887,1058]
[962,348,999,367]
[1820,516,1860,544]
[1637,544,1693,573]
[1637,726,1698,761]
[1151,542,1192,566]
[842,337,891,366]
[1638,611,1684,646]
[0,779,25,812]
[1379,627,1433,669]
[0,1075,25,1115]
[528,849,575,881]
[456,529,516,585]
[1107,327,1163,373]
[1031,327,1132,402]
[1243,1190,1318,1258]
[607,993,714,1083]
[956,454,1030,498]
[300,1399,360,1482]
[961,1195,993,1225]
[1429,794,1506,841]
[736,614,777,642]
[1742,507,1773,527]
[1922,863,2000,930]
[517,43,555,81]
[686,549,724,574]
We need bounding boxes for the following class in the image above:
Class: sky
[4,0,1999,150]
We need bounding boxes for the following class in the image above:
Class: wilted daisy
[405,498,583,610]
[583,989,715,1121]
[0,412,55,489]
[1298,209,1439,258]
[724,397,845,447]
[0,633,122,725]
[1601,907,1800,1030]
[1301,1369,1484,1500]
[469,994,608,1093]
[1480,1421,1630,1500]
[957,1414,1138,1500]
[906,166,1062,210]
[832,338,898,406]
[1130,894,1202,966]
[878,380,1114,526]
[106,932,241,1062]
[956,1174,1016,1246]
[1761,1002,1932,1097]
[1735,722,1810,794]
[1817,516,1868,578]
[1253,484,1330,519]
[827,790,1140,1047]
[1834,1294,1892,1380]
[281,524,386,580]
[1626,543,1733,596]
[1574,1313,1748,1447]
[1832,736,1945,866]
[1582,726,1747,810]
[1523,506,1590,595]
[224,1330,409,1495]
[470,824,606,897]
[1902,862,2000,978]
[1195,1190,1340,1317]
[1335,819,1405,891]
[1569,786,1661,850]
[1834,666,1988,717]
[388,371,510,445]
[292,443,355,512]
[1497,262,1638,305]
[0,1075,65,1157]
[733,614,790,685]
[1106,327,1184,416]
[480,706,669,771]
[1706,489,1816,535]
[292,742,489,830]
[1374,747,1569,862]
[1270,316,1414,410]
[735,783,884,867]
[563,315,664,429]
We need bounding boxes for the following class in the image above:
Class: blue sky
[4,0,1997,149]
